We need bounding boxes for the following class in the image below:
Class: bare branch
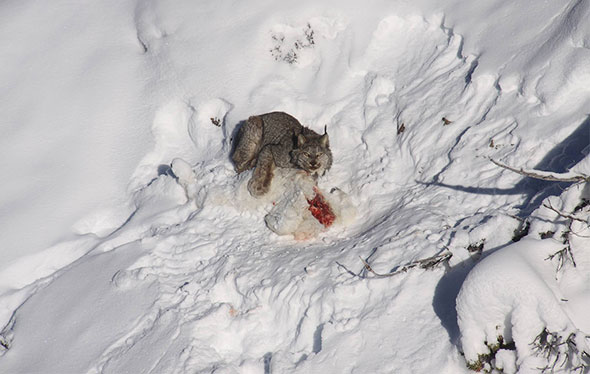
[545,247,576,271]
[543,202,588,223]
[532,328,590,373]
[360,251,452,278]
[490,159,588,183]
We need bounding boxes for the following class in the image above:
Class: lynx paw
[247,177,270,197]
[235,158,257,174]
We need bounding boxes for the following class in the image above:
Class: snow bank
[457,173,590,372]
[457,238,589,372]
[0,0,151,267]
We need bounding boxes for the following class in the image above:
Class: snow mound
[457,177,590,373]
[187,98,233,159]
[457,239,589,372]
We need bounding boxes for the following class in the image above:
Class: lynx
[232,111,332,197]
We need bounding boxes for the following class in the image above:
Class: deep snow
[1,0,589,373]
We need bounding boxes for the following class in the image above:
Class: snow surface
[1,0,589,373]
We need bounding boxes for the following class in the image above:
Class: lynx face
[291,133,332,177]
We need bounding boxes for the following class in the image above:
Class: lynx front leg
[232,116,263,174]
[248,146,275,197]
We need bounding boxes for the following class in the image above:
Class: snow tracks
[2,6,589,374]
[91,14,493,374]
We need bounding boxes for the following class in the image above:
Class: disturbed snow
[1,0,589,373]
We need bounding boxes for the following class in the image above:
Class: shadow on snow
[430,115,589,345]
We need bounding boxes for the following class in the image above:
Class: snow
[456,180,590,372]
[1,0,590,373]
[456,238,587,371]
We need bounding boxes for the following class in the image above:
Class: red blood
[307,189,336,227]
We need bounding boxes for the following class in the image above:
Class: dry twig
[397,122,406,135]
[360,251,452,278]
[543,201,588,223]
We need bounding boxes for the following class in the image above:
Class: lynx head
[291,130,332,177]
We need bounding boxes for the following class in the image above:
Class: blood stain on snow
[307,188,335,227]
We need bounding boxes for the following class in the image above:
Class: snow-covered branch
[543,201,588,224]
[490,159,589,183]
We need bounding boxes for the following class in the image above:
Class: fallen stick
[489,159,588,183]
[360,251,452,278]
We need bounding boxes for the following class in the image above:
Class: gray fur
[232,111,333,197]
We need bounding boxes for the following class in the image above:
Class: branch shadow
[431,115,590,345]
[424,116,589,217]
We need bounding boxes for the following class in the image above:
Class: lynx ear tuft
[320,133,329,148]
[297,134,307,147]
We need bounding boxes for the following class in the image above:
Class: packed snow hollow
[1,0,590,373]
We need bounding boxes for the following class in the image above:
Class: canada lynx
[232,112,332,197]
